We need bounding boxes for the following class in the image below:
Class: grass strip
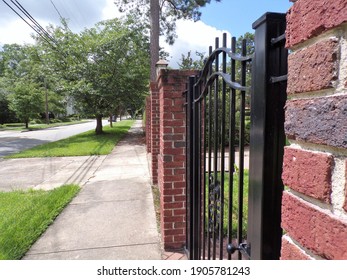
[6,120,134,158]
[0,185,80,260]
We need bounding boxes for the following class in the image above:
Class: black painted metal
[185,32,252,260]
[185,12,287,260]
[247,12,287,260]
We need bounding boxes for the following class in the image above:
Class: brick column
[157,69,197,249]
[145,95,151,153]
[150,82,159,185]
[282,0,347,260]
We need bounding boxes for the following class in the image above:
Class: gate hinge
[226,243,251,259]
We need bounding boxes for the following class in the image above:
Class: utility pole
[44,78,49,124]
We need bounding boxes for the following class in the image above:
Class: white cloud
[103,0,230,69]
[162,19,231,68]
[0,19,36,45]
[102,0,122,20]
[0,0,107,45]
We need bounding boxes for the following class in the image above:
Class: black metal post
[248,12,288,260]
[192,76,201,260]
[186,76,195,259]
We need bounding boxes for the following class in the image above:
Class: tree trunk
[150,0,160,82]
[25,120,29,129]
[95,114,103,135]
[109,113,113,128]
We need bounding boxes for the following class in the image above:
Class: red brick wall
[150,82,159,185]
[282,0,347,260]
[157,69,197,249]
[145,95,151,153]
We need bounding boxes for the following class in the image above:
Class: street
[0,119,109,157]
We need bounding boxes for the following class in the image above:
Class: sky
[0,0,293,67]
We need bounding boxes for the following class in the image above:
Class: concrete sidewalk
[0,156,106,192]
[23,121,162,260]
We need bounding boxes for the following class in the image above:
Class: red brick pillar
[157,69,197,249]
[150,82,160,185]
[145,95,151,153]
[282,0,347,260]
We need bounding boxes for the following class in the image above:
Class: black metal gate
[185,13,288,260]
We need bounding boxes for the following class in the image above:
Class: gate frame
[185,12,288,260]
[247,12,288,260]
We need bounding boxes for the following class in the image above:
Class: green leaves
[114,0,220,80]
[0,15,150,130]
[178,50,206,70]
[9,81,44,128]
[71,17,150,118]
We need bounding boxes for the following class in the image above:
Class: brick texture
[150,82,159,184]
[282,192,347,259]
[283,0,347,262]
[145,96,151,153]
[285,95,347,149]
[287,39,339,94]
[157,69,198,249]
[280,236,313,260]
[286,0,347,48]
[345,161,347,212]
[282,147,333,203]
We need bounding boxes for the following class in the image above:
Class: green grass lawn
[6,120,134,158]
[0,185,80,260]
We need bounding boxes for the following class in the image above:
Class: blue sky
[200,0,293,38]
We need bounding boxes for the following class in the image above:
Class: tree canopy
[0,16,150,133]
[114,0,221,80]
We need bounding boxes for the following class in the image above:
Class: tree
[0,43,68,123]
[1,16,149,134]
[35,17,150,134]
[0,88,16,124]
[77,18,150,134]
[114,0,221,81]
[178,50,206,70]
[9,81,44,128]
[0,44,48,127]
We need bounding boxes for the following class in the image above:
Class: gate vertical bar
[212,37,219,260]
[206,46,213,260]
[219,33,227,260]
[192,76,202,260]
[248,12,287,260]
[227,37,237,260]
[186,76,195,259]
[207,46,213,260]
[197,82,203,260]
[237,39,247,260]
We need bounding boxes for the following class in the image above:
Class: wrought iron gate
[185,13,288,260]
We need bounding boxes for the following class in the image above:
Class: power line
[2,0,67,59]
[50,0,64,21]
[13,0,59,45]
[2,0,54,48]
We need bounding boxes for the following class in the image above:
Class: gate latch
[226,243,251,259]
